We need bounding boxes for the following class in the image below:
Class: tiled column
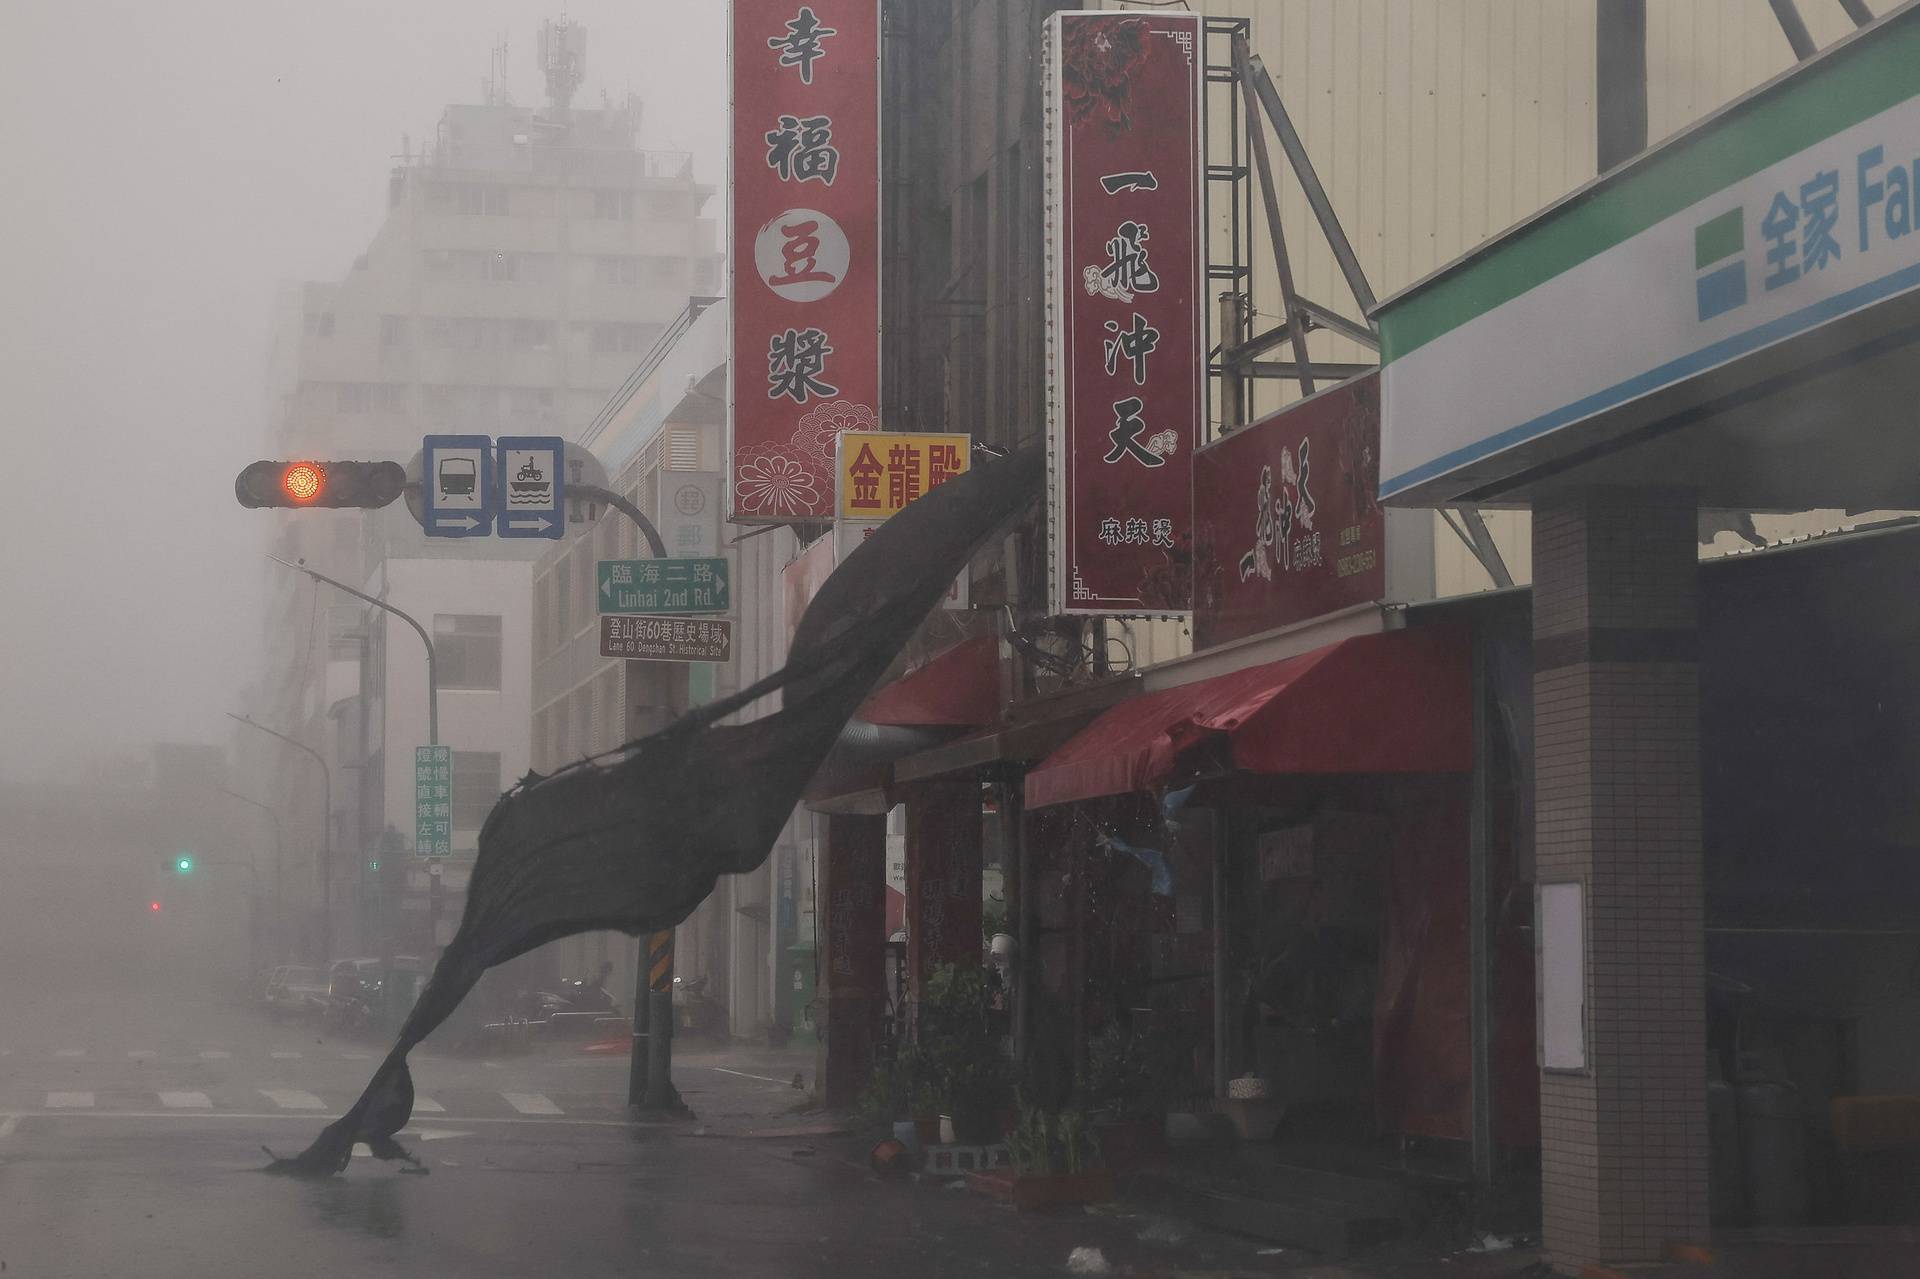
[815,813,887,1111]
[905,780,983,1006]
[1533,489,1707,1270]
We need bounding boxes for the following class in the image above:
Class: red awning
[1023,626,1470,809]
[859,634,1001,728]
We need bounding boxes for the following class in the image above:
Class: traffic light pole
[214,785,285,925]
[226,713,331,964]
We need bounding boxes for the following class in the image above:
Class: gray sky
[0,1,726,780]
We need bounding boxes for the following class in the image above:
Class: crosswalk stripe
[501,1092,562,1115]
[413,1095,445,1113]
[127,1050,157,1060]
[53,1049,84,1059]
[341,1052,371,1061]
[45,1092,94,1108]
[199,1050,231,1060]
[260,1089,326,1111]
[158,1091,212,1109]
[270,1051,303,1060]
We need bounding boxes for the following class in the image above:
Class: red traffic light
[149,900,162,912]
[236,459,406,510]
[282,461,325,504]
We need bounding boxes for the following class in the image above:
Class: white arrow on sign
[436,515,480,531]
[507,516,556,533]
[601,576,611,599]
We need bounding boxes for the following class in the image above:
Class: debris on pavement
[1065,1246,1110,1274]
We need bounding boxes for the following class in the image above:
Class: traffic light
[173,854,195,874]
[235,460,407,510]
[149,900,162,913]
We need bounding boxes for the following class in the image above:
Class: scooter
[672,974,727,1040]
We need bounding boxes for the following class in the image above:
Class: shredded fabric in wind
[263,447,1043,1175]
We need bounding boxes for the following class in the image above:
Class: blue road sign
[496,436,566,539]
[421,435,494,538]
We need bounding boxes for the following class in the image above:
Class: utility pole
[564,485,686,1113]
[227,713,332,963]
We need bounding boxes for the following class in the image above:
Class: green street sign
[597,558,730,615]
[414,744,452,858]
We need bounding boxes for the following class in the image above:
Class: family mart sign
[1377,12,1920,505]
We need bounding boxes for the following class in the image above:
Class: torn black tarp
[265,446,1042,1175]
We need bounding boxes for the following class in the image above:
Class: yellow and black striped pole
[642,930,676,1110]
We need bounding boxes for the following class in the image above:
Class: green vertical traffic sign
[414,744,452,857]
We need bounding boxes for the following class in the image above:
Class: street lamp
[227,713,331,963]
[268,554,438,746]
[214,785,285,921]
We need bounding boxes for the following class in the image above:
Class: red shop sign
[1191,372,1385,649]
[729,1,881,522]
[1045,11,1202,615]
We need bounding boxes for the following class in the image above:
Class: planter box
[966,1166,1117,1211]
[1093,1117,1166,1170]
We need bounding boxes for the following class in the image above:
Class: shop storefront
[1376,7,1920,1269]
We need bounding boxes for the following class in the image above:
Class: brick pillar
[905,780,983,1006]
[1533,489,1707,1270]
[815,813,887,1111]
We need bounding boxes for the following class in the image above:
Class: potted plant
[968,1093,1114,1210]
[917,964,1012,1143]
[1083,1021,1181,1169]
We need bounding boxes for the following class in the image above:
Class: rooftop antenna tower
[482,34,513,107]
[538,18,587,111]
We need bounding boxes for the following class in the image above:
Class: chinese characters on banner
[1191,372,1385,649]
[1044,11,1202,614]
[835,431,972,519]
[834,431,972,609]
[730,1,881,522]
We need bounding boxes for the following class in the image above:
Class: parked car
[262,965,330,1020]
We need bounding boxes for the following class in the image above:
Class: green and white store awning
[1378,2,1920,511]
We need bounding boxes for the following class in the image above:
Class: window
[483,252,517,283]
[591,322,649,355]
[644,192,685,219]
[451,751,502,833]
[597,255,641,287]
[304,312,335,337]
[336,383,372,413]
[372,383,408,414]
[422,249,454,277]
[380,315,407,348]
[433,614,502,690]
[510,319,552,350]
[592,189,634,221]
[454,183,510,216]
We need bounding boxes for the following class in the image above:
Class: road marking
[502,1092,562,1115]
[260,1089,326,1111]
[199,1050,231,1060]
[703,1066,793,1086]
[0,1048,13,1057]
[158,1092,212,1110]
[127,1050,157,1060]
[45,1092,94,1109]
[413,1095,445,1113]
[24,1110,660,1129]
[0,1114,17,1139]
[341,1052,371,1061]
[270,1051,303,1060]
[52,1049,84,1059]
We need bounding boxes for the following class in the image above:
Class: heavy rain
[5,3,1920,1277]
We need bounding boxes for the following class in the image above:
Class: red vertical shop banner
[1045,11,1202,615]
[729,1,881,523]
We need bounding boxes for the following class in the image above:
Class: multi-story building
[241,29,723,960]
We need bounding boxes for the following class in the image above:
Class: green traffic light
[175,855,194,873]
